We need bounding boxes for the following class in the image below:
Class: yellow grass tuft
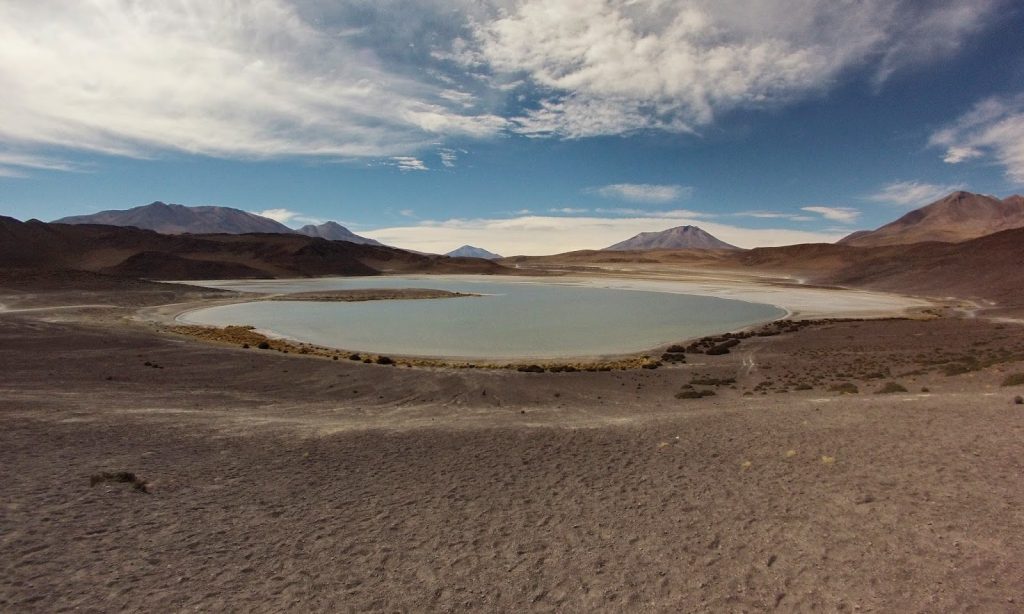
[741,460,752,470]
[785,449,797,458]
[821,455,836,465]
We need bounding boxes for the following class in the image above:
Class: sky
[1,0,1023,255]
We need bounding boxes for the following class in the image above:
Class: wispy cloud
[930,95,1024,183]
[801,206,860,223]
[253,208,322,226]
[438,148,460,168]
[0,1,505,163]
[0,151,83,178]
[865,180,963,207]
[592,183,692,204]
[363,213,845,255]
[595,208,712,218]
[734,211,814,222]
[391,157,429,172]
[549,207,589,214]
[466,0,1001,137]
[400,209,417,218]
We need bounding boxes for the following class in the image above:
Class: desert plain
[2,264,1023,613]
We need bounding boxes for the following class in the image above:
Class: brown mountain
[54,201,296,235]
[0,217,508,280]
[742,227,1024,306]
[839,191,1024,247]
[295,221,383,246]
[605,226,739,251]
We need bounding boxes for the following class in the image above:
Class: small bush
[376,356,394,365]
[90,471,149,493]
[829,382,859,395]
[1014,395,1023,405]
[665,345,687,353]
[518,364,545,373]
[675,388,715,399]
[876,382,908,394]
[349,353,361,361]
[691,377,736,386]
[1001,373,1024,387]
[257,341,270,350]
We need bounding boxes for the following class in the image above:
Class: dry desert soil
[1,281,1023,612]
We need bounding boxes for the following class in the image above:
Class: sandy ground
[2,282,1023,612]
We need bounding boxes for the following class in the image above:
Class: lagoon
[181,276,786,359]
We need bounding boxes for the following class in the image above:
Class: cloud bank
[363,213,844,255]
[0,0,1003,167]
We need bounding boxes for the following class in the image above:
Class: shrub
[675,388,715,399]
[518,364,545,373]
[1015,396,1023,405]
[1001,373,1024,387]
[691,377,736,386]
[828,382,859,394]
[90,471,149,493]
[257,341,270,350]
[876,382,908,394]
[376,356,394,365]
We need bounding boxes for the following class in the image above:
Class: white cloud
[0,1,505,162]
[735,211,814,222]
[253,208,322,226]
[438,148,459,168]
[592,183,692,203]
[468,0,1000,137]
[801,206,860,223]
[400,209,417,218]
[865,181,963,207]
[362,213,844,255]
[595,207,711,218]
[941,146,983,164]
[930,95,1024,183]
[391,157,428,172]
[0,151,82,178]
[549,207,589,214]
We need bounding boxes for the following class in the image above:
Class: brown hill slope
[742,228,1024,305]
[839,191,1024,247]
[0,217,508,280]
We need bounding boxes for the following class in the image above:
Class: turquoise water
[181,277,784,359]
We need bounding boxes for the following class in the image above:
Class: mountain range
[0,217,506,279]
[604,225,739,251]
[446,245,502,259]
[54,202,382,246]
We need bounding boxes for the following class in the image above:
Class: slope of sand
[2,282,1023,611]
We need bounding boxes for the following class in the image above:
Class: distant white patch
[391,157,428,172]
[931,95,1024,182]
[592,183,692,204]
[801,206,860,223]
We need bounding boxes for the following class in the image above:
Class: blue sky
[1,0,1023,255]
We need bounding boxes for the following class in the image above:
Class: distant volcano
[446,245,502,259]
[604,225,739,250]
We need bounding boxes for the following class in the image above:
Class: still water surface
[181,276,785,359]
